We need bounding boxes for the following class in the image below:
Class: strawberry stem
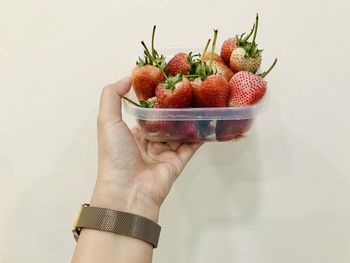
[151,25,157,58]
[260,58,278,78]
[152,55,168,80]
[122,96,142,107]
[209,29,218,68]
[243,23,256,42]
[141,41,154,64]
[201,39,211,61]
[249,13,259,54]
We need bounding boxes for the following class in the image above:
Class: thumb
[98,76,131,124]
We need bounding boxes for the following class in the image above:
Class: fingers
[147,141,183,157]
[98,76,131,124]
[166,142,182,151]
[176,142,203,166]
[148,142,170,156]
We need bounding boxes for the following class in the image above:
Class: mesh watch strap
[72,204,161,248]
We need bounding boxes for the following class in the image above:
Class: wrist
[90,180,160,223]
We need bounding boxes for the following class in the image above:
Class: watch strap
[72,205,161,248]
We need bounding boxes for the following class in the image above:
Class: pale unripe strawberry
[230,47,262,73]
[228,14,263,73]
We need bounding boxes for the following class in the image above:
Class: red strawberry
[190,30,230,108]
[165,52,191,76]
[132,26,166,100]
[156,75,192,108]
[229,14,262,73]
[178,121,199,141]
[123,96,175,136]
[215,119,254,141]
[220,37,237,65]
[203,52,225,64]
[139,119,175,134]
[228,59,277,107]
[228,71,266,107]
[190,78,204,105]
[131,65,165,100]
[192,75,229,107]
[210,61,234,82]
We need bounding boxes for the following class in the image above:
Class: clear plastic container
[123,48,268,142]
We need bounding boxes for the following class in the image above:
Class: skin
[71,77,202,263]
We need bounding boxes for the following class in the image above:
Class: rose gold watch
[72,203,161,248]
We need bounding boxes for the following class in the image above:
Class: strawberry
[202,49,233,82]
[229,14,262,73]
[220,20,256,67]
[220,37,237,65]
[178,120,215,141]
[139,119,175,134]
[122,96,176,135]
[193,75,229,107]
[178,121,199,141]
[215,119,254,141]
[202,51,225,64]
[191,30,230,107]
[131,26,166,100]
[210,61,234,82]
[165,52,191,76]
[190,77,204,105]
[230,47,262,74]
[228,59,277,107]
[156,74,192,108]
[131,65,165,100]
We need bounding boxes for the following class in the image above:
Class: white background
[1,0,350,262]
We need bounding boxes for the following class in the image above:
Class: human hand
[91,77,202,222]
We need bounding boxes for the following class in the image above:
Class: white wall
[1,0,350,262]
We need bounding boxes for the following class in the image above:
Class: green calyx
[137,25,166,70]
[259,58,278,78]
[236,13,262,59]
[160,73,183,90]
[187,29,219,81]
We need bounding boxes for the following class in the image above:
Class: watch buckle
[72,203,89,241]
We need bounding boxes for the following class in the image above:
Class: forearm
[72,229,153,263]
[71,181,160,263]
[71,78,201,262]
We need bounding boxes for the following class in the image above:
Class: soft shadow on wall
[156,99,292,263]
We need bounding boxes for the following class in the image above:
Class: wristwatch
[72,204,161,248]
